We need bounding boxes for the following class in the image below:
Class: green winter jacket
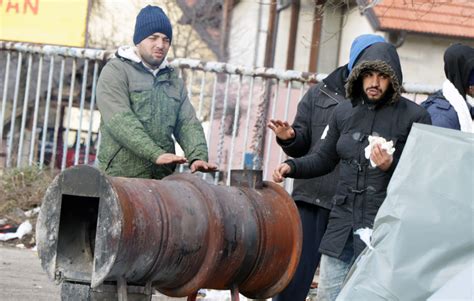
[96,46,208,179]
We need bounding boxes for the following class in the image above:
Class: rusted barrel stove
[37,165,302,299]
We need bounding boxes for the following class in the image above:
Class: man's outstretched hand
[190,160,218,173]
[156,153,187,165]
[267,119,295,141]
[156,154,217,173]
[273,163,291,183]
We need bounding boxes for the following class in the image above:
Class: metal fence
[0,42,439,185]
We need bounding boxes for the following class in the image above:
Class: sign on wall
[0,0,89,47]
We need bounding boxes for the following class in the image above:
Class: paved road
[0,246,60,301]
[0,245,259,301]
[0,245,189,301]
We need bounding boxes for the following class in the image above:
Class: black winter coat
[286,43,431,260]
[278,66,348,209]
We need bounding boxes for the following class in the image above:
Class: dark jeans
[273,202,330,301]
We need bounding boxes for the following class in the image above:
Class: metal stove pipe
[36,165,302,299]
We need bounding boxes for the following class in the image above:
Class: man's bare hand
[267,119,295,141]
[190,160,218,173]
[273,163,291,183]
[370,144,393,171]
[156,153,187,165]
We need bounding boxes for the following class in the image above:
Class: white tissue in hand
[364,136,395,167]
[354,227,374,250]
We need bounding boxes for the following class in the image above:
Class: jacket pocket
[313,89,339,109]
[312,98,337,133]
[163,85,182,102]
[105,146,123,172]
[332,194,347,206]
[162,85,183,124]
[130,90,153,123]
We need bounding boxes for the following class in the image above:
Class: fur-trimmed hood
[346,42,402,106]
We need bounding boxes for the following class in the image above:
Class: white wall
[271,0,342,73]
[228,0,268,67]
[397,35,474,86]
[317,3,344,74]
[273,7,292,70]
[292,0,316,72]
[228,1,356,73]
[229,0,321,71]
[337,6,381,68]
[88,0,140,48]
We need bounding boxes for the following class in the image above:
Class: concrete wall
[228,0,268,67]
[396,35,474,86]
[337,6,381,68]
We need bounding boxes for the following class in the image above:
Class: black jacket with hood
[285,43,431,260]
[276,34,385,209]
[276,66,347,209]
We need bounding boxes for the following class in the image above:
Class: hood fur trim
[345,60,401,105]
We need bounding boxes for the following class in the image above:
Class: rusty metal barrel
[36,165,302,299]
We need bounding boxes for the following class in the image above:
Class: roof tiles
[360,0,474,38]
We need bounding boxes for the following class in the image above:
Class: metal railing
[0,42,439,185]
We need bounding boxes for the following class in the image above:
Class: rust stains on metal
[36,165,302,299]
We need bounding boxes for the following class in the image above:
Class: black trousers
[273,202,330,301]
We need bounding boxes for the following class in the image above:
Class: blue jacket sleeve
[421,95,460,130]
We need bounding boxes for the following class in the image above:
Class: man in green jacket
[96,5,217,179]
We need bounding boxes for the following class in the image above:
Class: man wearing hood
[421,43,474,133]
[268,34,385,301]
[273,42,431,300]
[96,5,216,179]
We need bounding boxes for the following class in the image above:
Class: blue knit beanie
[133,5,173,45]
[348,34,385,72]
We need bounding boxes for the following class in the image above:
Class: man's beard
[146,57,164,68]
[362,90,390,106]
